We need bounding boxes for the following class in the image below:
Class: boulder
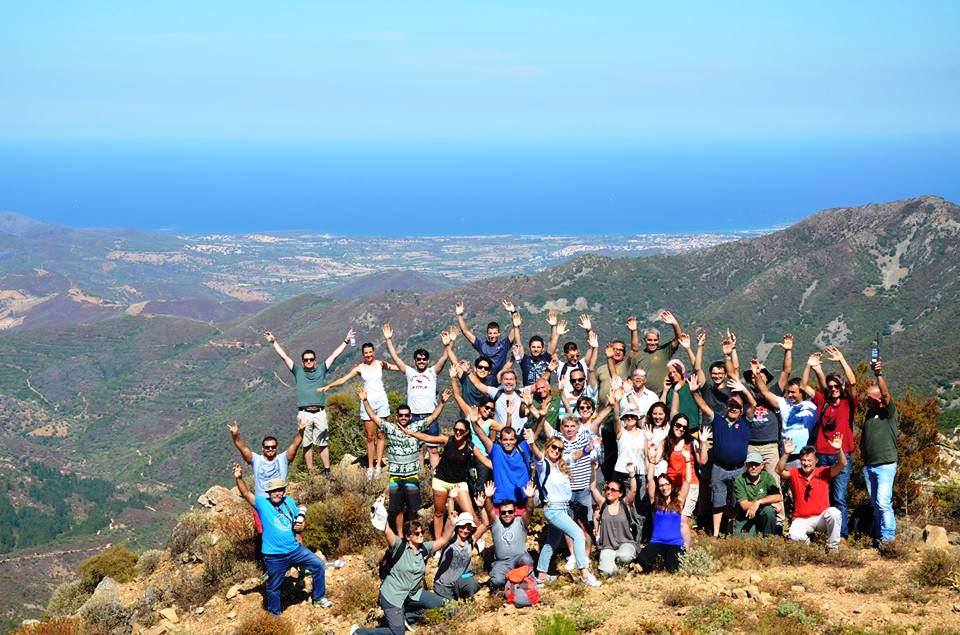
[78,576,120,613]
[226,585,239,600]
[227,610,237,620]
[236,577,261,593]
[20,620,40,627]
[748,573,762,584]
[790,585,806,594]
[158,607,179,624]
[745,585,760,598]
[339,453,359,467]
[923,524,950,549]
[197,485,235,509]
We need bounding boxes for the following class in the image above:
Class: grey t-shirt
[491,517,528,561]
[250,452,289,497]
[435,539,474,586]
[380,540,434,607]
[598,503,633,551]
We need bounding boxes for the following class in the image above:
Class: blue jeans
[817,452,852,537]
[263,545,327,615]
[538,506,588,573]
[355,591,445,635]
[864,462,897,542]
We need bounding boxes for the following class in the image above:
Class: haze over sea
[4,136,959,236]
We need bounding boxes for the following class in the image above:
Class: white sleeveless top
[359,360,387,402]
[615,426,648,475]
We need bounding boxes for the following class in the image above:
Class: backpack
[377,541,427,580]
[597,499,643,548]
[535,460,551,507]
[504,565,541,607]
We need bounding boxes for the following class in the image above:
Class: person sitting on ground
[529,433,602,587]
[689,374,756,537]
[352,513,456,635]
[776,437,846,551]
[479,480,537,589]
[398,405,482,540]
[433,497,490,600]
[861,359,897,546]
[358,386,448,536]
[590,464,641,576]
[733,452,782,537]
[637,445,692,573]
[264,329,353,476]
[232,464,332,613]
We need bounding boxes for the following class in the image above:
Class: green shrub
[135,549,165,577]
[236,611,296,635]
[77,544,138,591]
[534,613,578,635]
[331,571,380,618]
[933,478,960,524]
[911,548,960,587]
[877,539,913,560]
[300,493,379,556]
[678,546,717,576]
[79,599,133,633]
[682,599,740,635]
[422,600,478,627]
[166,510,211,557]
[46,580,91,617]
[755,601,821,634]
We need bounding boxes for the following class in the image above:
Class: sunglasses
[547,445,563,452]
[263,445,278,450]
[414,356,428,361]
[302,358,316,363]
[410,530,424,536]
[500,509,516,515]
[476,365,491,371]
[578,404,594,410]
[612,347,625,353]
[604,486,621,493]
[673,423,687,429]
[397,413,412,419]
[571,377,586,383]
[454,427,468,434]
[727,404,743,410]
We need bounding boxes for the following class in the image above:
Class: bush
[79,599,133,633]
[682,599,740,635]
[877,539,913,560]
[534,613,578,635]
[166,510,211,557]
[701,535,862,568]
[933,478,960,524]
[848,572,891,594]
[331,571,380,618]
[10,617,86,635]
[135,549,165,577]
[755,601,821,634]
[236,612,296,635]
[911,548,960,587]
[300,493,380,556]
[662,585,699,607]
[215,504,258,562]
[293,466,386,506]
[77,544,138,591]
[678,546,717,576]
[422,600,478,627]
[130,585,165,627]
[46,579,91,617]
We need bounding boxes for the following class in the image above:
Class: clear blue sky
[2,1,959,141]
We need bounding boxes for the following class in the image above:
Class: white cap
[454,512,477,528]
[370,496,388,531]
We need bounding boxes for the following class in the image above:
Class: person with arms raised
[861,359,898,546]
[776,436,846,551]
[232,464,332,613]
[455,299,520,377]
[477,480,537,588]
[633,310,684,390]
[264,328,353,476]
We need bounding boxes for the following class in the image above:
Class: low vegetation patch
[702,536,862,568]
[166,509,211,558]
[661,584,700,607]
[534,613,578,635]
[10,617,86,635]
[46,580,90,617]
[755,600,822,634]
[77,544,138,591]
[301,492,379,556]
[135,549,166,577]
[682,599,741,635]
[235,611,296,635]
[331,570,380,618]
[910,548,960,587]
[678,546,717,576]
[79,599,133,633]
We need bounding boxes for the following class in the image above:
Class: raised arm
[520,481,536,525]
[455,301,477,345]
[424,389,452,425]
[626,315,640,353]
[749,359,778,407]
[659,310,683,351]
[698,426,711,465]
[546,311,560,356]
[872,360,891,407]
[827,434,847,478]
[325,329,354,371]
[233,463,256,506]
[381,324,408,373]
[624,468,639,506]
[318,365,361,393]
[721,331,737,379]
[778,333,793,391]
[679,332,697,370]
[693,330,707,387]
[525,428,543,461]
[286,418,307,462]
[503,299,521,344]
[775,439,794,479]
[826,345,857,400]
[228,420,254,464]
[676,447,692,505]
[469,408,494,453]
[645,446,658,499]
[432,330,452,374]
[688,374,714,419]
[449,365,471,415]
[264,331,294,372]
[586,330,599,381]
[728,377,756,419]
[800,353,821,398]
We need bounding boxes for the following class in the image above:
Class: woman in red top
[660,413,704,546]
[800,346,858,538]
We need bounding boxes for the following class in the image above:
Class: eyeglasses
[578,404,594,410]
[263,445,278,450]
[571,377,586,383]
[480,403,494,410]
[547,445,563,452]
[828,384,841,390]
[397,413,412,419]
[476,365,491,372]
[302,357,316,363]
[726,404,742,411]
[604,486,621,493]
[612,347,625,353]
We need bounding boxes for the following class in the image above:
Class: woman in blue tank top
[637,444,692,573]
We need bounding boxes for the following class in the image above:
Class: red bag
[504,565,541,607]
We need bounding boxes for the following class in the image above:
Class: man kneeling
[776,438,846,551]
[733,452,782,537]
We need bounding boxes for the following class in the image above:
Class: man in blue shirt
[469,421,532,508]
[455,299,520,377]
[233,465,332,614]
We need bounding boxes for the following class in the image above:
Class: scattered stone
[853,608,863,614]
[143,624,169,635]
[78,576,120,613]
[923,525,949,549]
[339,453,358,467]
[732,588,749,600]
[757,592,772,604]
[227,611,237,620]
[745,585,760,598]
[749,573,762,584]
[948,531,960,545]
[237,577,261,593]
[790,585,806,594]
[503,603,517,614]
[197,484,235,508]
[226,585,239,599]
[20,620,40,627]
[159,607,179,624]
[952,603,960,614]
[195,606,204,615]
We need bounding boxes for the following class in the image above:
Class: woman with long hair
[659,412,706,546]
[644,401,670,447]
[637,444,691,573]
[529,435,602,587]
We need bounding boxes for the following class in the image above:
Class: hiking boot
[313,597,334,608]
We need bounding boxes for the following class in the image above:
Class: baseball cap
[454,512,476,528]
[745,452,764,465]
[264,479,286,492]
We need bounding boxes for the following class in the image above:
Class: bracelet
[343,339,349,345]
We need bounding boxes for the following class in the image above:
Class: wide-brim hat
[744,366,774,385]
[265,479,287,492]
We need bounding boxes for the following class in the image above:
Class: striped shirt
[554,428,595,490]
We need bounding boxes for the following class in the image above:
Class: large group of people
[230,301,899,626]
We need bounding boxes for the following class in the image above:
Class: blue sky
[2,1,959,141]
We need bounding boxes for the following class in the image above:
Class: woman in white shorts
[661,413,704,547]
[318,341,398,479]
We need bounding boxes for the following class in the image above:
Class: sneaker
[404,619,416,632]
[257,572,269,585]
[564,554,577,572]
[322,467,332,478]
[350,626,360,635]
[330,558,346,569]
[366,467,374,481]
[537,574,558,585]
[581,572,602,588]
[374,466,382,479]
[313,597,334,608]
[476,538,486,553]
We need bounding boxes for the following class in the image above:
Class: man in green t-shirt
[631,310,683,390]
[861,360,897,545]
[264,329,354,476]
[733,452,782,536]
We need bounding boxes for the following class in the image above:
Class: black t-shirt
[520,352,553,386]
[435,437,473,484]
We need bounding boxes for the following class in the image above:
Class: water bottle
[870,332,880,363]
[296,505,307,524]
[349,334,356,348]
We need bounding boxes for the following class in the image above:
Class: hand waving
[382,323,393,340]
[455,301,465,316]
[578,314,592,331]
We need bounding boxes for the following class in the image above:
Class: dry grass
[293,466,386,505]
[166,509,212,557]
[661,584,700,607]
[235,612,296,635]
[702,536,862,569]
[10,618,86,635]
[910,548,960,587]
[331,570,380,618]
[301,492,380,556]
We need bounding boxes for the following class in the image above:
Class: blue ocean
[1,137,958,235]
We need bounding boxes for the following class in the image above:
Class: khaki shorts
[298,409,329,448]
[432,477,468,494]
[682,483,700,518]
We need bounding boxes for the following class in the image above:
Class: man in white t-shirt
[619,367,659,419]
[383,324,450,469]
[468,368,528,432]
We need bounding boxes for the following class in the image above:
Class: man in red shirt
[776,436,846,551]
[800,346,857,538]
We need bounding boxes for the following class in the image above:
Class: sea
[1,136,958,236]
